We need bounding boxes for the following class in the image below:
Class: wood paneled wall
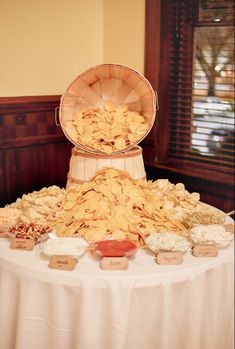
[0,95,233,213]
[0,96,72,206]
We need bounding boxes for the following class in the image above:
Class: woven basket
[59,64,157,154]
[66,145,146,190]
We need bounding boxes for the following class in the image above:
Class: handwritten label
[100,257,128,270]
[156,252,183,265]
[193,244,218,257]
[48,255,77,271]
[10,238,35,251]
[223,223,234,234]
[0,231,7,238]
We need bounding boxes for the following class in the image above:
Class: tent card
[10,238,35,251]
[223,224,234,234]
[100,257,128,270]
[0,232,8,238]
[48,255,78,271]
[156,252,183,265]
[193,244,218,257]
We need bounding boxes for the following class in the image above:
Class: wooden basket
[59,64,157,154]
[66,145,146,190]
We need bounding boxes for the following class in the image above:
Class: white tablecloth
[0,233,234,349]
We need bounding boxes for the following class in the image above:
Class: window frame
[144,0,234,186]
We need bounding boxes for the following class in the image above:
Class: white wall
[0,0,145,96]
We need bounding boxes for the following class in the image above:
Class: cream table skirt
[0,235,233,349]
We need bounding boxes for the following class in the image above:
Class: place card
[100,257,128,270]
[0,232,7,238]
[223,223,234,234]
[155,251,183,265]
[48,255,78,271]
[193,244,218,257]
[10,238,35,251]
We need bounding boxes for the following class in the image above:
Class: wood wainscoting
[0,96,72,206]
[0,95,234,214]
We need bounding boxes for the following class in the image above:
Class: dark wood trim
[0,134,67,150]
[146,161,234,186]
[144,0,161,91]
[145,164,234,212]
[0,95,72,206]
[143,0,234,212]
[0,95,61,105]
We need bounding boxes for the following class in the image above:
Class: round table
[0,228,234,349]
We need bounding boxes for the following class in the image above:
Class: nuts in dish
[9,223,50,244]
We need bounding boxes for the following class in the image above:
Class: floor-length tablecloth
[0,236,234,349]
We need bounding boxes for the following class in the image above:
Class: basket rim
[59,63,157,155]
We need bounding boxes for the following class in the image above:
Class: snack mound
[8,185,66,230]
[55,167,201,244]
[95,239,137,257]
[0,207,21,233]
[65,101,149,154]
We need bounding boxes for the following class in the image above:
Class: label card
[10,238,35,251]
[156,252,183,265]
[0,232,8,238]
[223,223,234,234]
[48,255,78,271]
[193,244,218,257]
[100,257,128,270]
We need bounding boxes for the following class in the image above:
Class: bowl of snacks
[144,232,191,254]
[8,223,50,244]
[59,63,157,154]
[190,224,234,249]
[40,236,89,257]
[94,239,138,258]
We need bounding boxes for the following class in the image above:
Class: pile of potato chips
[8,186,66,230]
[54,168,204,244]
[65,101,149,154]
[5,168,224,246]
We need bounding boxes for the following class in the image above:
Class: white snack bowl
[40,236,89,257]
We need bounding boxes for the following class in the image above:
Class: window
[145,0,234,185]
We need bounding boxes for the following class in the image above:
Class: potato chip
[66,101,149,154]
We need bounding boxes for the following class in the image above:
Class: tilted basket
[59,64,157,155]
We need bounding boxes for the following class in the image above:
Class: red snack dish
[95,239,137,258]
